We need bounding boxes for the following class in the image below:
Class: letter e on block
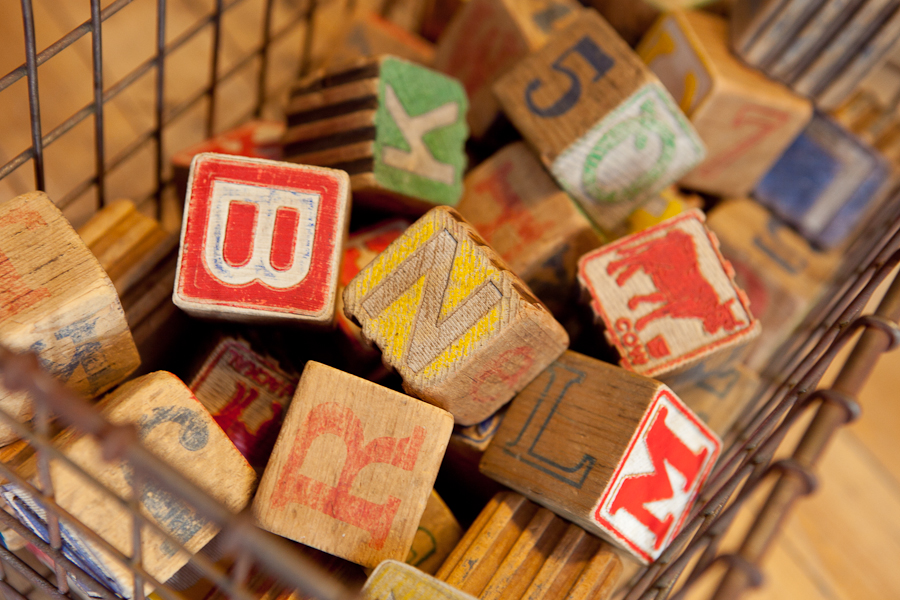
[252,362,453,567]
[578,210,759,379]
[480,351,720,563]
[174,153,350,325]
[342,206,569,425]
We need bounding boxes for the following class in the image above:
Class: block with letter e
[577,210,759,380]
[283,56,468,214]
[252,362,453,567]
[342,206,569,426]
[493,9,705,234]
[480,350,720,563]
[637,10,811,197]
[173,153,350,325]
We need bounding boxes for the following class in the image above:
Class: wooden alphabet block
[342,206,569,425]
[363,560,478,600]
[754,113,891,249]
[577,210,759,379]
[252,362,453,567]
[706,198,839,372]
[283,56,468,213]
[189,337,299,470]
[494,10,706,234]
[173,153,350,325]
[480,351,721,563]
[456,142,603,315]
[435,491,624,599]
[325,10,436,70]
[2,372,256,597]
[638,11,812,197]
[432,0,582,137]
[730,0,823,68]
[406,490,463,575]
[0,192,139,446]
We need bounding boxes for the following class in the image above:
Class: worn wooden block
[730,0,825,67]
[0,192,139,447]
[435,491,624,599]
[363,560,478,600]
[173,153,350,325]
[283,56,468,213]
[707,198,839,372]
[754,113,891,249]
[432,0,582,138]
[456,142,603,315]
[480,351,721,563]
[638,11,812,197]
[494,10,705,234]
[252,362,453,567]
[623,186,702,236]
[325,10,436,70]
[342,206,569,426]
[2,372,257,597]
[577,210,759,379]
[406,490,463,575]
[336,219,411,364]
[171,120,285,201]
[188,337,298,470]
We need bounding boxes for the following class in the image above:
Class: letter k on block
[253,362,453,567]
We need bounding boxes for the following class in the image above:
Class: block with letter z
[342,206,569,426]
[173,153,350,325]
[480,350,720,563]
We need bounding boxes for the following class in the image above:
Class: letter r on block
[270,403,425,549]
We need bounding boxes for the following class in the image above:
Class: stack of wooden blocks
[0,1,893,599]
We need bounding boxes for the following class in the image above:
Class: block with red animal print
[0,191,139,447]
[456,142,603,315]
[577,209,759,379]
[173,153,350,325]
[432,0,582,137]
[189,337,299,470]
[252,361,453,567]
[637,11,811,197]
[480,350,720,563]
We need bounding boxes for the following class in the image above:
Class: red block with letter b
[174,153,350,325]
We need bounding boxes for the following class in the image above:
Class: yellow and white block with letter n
[364,560,478,600]
[343,206,569,426]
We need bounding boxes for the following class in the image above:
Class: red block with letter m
[593,388,719,562]
[174,153,350,325]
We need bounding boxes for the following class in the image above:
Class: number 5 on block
[494,10,705,234]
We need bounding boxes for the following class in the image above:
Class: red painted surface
[222,202,258,267]
[0,251,51,319]
[694,104,790,178]
[469,346,535,404]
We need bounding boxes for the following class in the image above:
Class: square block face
[373,57,469,206]
[174,153,349,323]
[342,207,569,425]
[578,211,758,378]
[550,83,705,232]
[189,338,299,469]
[754,115,889,249]
[364,560,478,600]
[252,362,453,567]
[592,388,719,562]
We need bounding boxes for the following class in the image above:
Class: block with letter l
[342,206,569,426]
[252,362,453,567]
[493,9,705,234]
[173,153,350,325]
[480,350,721,563]
[283,56,468,214]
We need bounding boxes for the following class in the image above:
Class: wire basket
[0,1,899,599]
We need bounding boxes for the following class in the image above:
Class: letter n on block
[342,207,569,426]
[480,350,720,563]
[253,362,453,567]
[174,153,350,325]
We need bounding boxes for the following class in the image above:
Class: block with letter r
[493,9,705,234]
[173,153,350,325]
[252,362,453,567]
[480,350,720,563]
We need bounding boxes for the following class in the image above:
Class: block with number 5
[173,153,350,325]
[494,9,705,234]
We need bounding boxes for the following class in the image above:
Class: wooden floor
[0,1,899,599]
